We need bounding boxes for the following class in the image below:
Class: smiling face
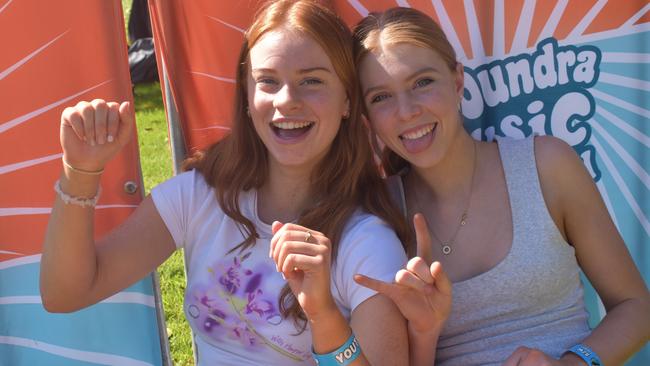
[359,42,464,170]
[247,29,349,172]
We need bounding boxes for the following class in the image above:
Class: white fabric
[151,170,407,366]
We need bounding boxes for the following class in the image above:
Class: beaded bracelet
[312,333,361,366]
[62,158,104,175]
[54,180,101,207]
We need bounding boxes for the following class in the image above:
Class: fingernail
[281,273,286,280]
[90,140,95,146]
[107,135,114,143]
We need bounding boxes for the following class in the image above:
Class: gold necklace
[413,140,477,255]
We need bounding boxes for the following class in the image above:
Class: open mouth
[271,120,315,140]
[399,122,437,153]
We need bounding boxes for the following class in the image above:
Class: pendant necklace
[419,141,477,255]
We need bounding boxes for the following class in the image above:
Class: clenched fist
[60,99,134,172]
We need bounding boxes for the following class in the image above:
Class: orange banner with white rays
[0,1,166,365]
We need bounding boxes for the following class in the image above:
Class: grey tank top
[390,137,591,365]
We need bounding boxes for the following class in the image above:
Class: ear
[342,97,350,120]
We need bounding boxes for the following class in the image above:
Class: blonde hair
[353,7,459,176]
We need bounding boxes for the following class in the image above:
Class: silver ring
[305,231,312,243]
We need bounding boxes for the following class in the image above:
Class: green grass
[121,0,132,38]
[133,82,194,366]
[123,2,193,363]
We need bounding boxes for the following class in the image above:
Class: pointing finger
[414,213,433,264]
[354,274,399,299]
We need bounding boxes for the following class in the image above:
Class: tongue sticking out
[401,125,435,154]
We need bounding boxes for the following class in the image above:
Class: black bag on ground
[128,0,152,43]
[128,37,158,84]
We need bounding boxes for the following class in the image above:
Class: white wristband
[54,179,101,207]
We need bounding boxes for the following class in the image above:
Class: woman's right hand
[354,213,452,334]
[60,99,134,172]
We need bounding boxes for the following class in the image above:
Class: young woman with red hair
[41,1,412,365]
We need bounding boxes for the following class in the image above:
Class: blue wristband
[312,333,361,366]
[565,344,602,366]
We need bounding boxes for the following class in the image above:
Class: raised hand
[270,222,335,318]
[60,99,135,172]
[354,213,452,334]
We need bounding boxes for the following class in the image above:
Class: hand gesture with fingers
[60,99,135,172]
[354,213,452,334]
[270,222,335,318]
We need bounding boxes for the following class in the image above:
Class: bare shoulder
[533,135,583,176]
[533,135,594,239]
[533,135,594,193]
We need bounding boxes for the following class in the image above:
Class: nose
[273,83,301,112]
[395,92,421,122]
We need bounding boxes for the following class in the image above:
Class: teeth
[401,124,435,140]
[272,121,313,130]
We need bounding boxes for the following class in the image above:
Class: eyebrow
[251,67,333,74]
[363,66,439,99]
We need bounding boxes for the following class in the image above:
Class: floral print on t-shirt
[185,251,306,361]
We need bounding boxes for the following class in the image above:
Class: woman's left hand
[354,214,452,334]
[503,346,581,366]
[270,222,335,318]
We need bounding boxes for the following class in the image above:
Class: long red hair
[184,0,411,331]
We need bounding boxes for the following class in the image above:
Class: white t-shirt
[151,170,407,366]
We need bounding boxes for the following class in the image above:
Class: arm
[536,135,650,364]
[40,100,176,312]
[351,294,409,365]
[354,214,452,366]
[270,220,409,365]
[355,260,450,366]
[305,292,408,366]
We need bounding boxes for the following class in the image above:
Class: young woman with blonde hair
[353,7,650,366]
